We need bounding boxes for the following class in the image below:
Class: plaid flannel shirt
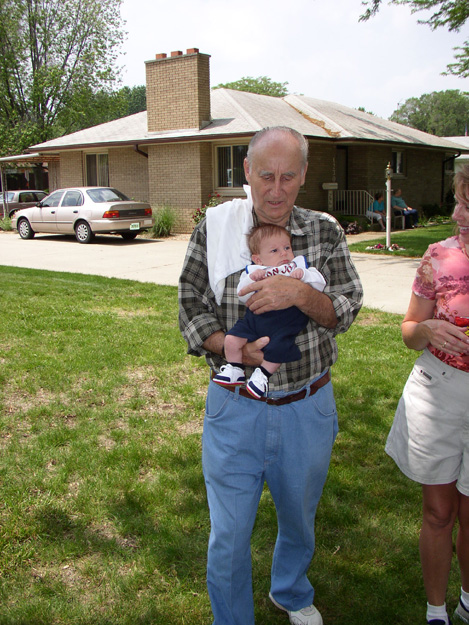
[178,206,363,392]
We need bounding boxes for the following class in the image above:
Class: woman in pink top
[386,165,469,625]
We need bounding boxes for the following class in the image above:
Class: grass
[348,222,456,257]
[0,267,463,624]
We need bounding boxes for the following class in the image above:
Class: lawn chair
[392,210,406,230]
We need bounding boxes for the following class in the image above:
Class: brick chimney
[145,48,211,132]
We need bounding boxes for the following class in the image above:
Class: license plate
[130,223,140,231]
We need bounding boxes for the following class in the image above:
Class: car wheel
[121,231,138,240]
[17,218,35,239]
[75,220,94,244]
[8,209,17,218]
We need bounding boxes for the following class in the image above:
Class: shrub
[192,192,223,225]
[151,205,176,238]
[0,216,12,231]
[421,203,452,219]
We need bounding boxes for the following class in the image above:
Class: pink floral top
[413,235,469,372]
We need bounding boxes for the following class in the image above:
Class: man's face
[244,132,307,226]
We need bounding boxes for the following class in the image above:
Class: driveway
[0,231,185,286]
[0,231,419,314]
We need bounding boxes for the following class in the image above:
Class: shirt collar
[251,206,307,237]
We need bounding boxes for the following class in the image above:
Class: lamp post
[385,162,393,248]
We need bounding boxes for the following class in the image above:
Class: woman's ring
[442,341,447,349]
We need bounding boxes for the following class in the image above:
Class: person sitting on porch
[391,188,419,228]
[366,192,386,231]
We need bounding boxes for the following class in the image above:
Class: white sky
[118,0,467,120]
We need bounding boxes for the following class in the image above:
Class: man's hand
[202,331,270,366]
[241,336,270,366]
[239,274,337,328]
[239,274,300,314]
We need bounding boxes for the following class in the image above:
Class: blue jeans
[202,375,338,625]
[401,208,419,227]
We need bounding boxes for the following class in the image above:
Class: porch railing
[332,189,375,217]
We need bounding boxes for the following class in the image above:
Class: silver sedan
[12,187,154,243]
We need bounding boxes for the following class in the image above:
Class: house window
[85,153,109,186]
[216,145,248,188]
[392,150,405,176]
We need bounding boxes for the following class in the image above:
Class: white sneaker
[269,593,323,625]
[213,364,245,386]
[246,367,268,398]
[455,598,469,623]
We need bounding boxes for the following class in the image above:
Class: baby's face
[253,231,295,267]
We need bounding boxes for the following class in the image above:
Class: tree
[0,0,125,156]
[389,89,469,135]
[213,76,289,97]
[360,0,469,76]
[56,85,147,135]
[120,85,147,115]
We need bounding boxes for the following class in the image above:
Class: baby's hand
[250,269,267,282]
[290,268,304,280]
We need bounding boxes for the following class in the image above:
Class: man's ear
[300,162,308,186]
[244,158,251,182]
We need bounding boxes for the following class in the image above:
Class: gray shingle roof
[443,136,469,149]
[30,88,462,152]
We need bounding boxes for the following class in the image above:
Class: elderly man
[179,126,363,625]
[391,188,419,228]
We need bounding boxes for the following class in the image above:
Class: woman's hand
[402,293,469,355]
[421,318,469,356]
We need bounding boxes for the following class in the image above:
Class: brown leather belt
[212,370,331,406]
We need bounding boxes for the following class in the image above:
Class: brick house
[444,136,469,172]
[26,48,463,233]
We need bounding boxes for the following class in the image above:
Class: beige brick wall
[303,142,336,211]
[348,144,448,210]
[148,141,213,233]
[395,148,447,210]
[348,144,391,190]
[59,152,84,187]
[51,140,450,234]
[109,148,149,202]
[146,51,211,132]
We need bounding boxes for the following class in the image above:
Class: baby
[213,223,326,398]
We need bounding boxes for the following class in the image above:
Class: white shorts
[385,349,469,493]
[366,210,383,223]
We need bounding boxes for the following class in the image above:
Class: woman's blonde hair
[454,164,469,206]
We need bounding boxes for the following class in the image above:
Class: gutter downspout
[134,145,148,159]
[442,152,460,205]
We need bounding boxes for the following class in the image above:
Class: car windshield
[86,188,129,203]
[0,192,14,201]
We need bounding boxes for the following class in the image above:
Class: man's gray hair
[246,126,309,172]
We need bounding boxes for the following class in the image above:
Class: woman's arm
[402,293,469,355]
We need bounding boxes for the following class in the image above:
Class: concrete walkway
[0,230,417,315]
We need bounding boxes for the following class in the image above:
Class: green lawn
[348,222,456,257]
[0,267,462,624]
